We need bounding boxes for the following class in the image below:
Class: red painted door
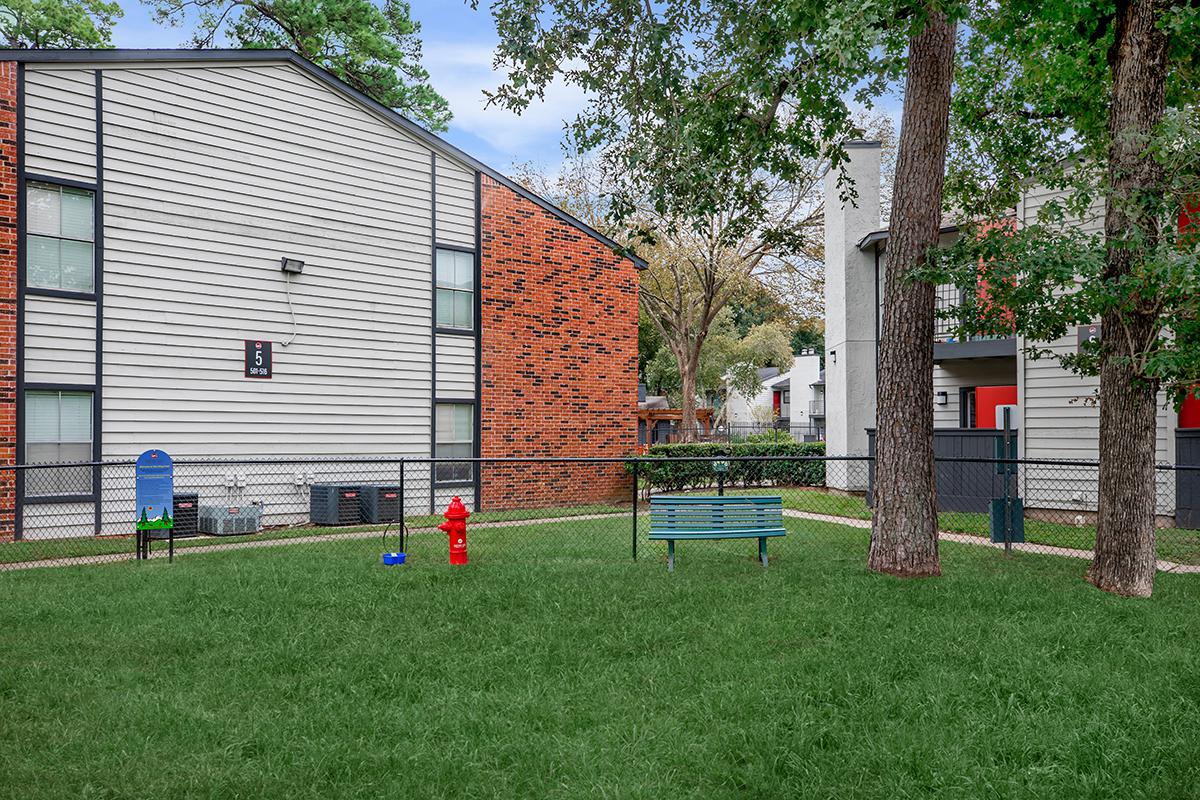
[1181,390,1200,429]
[974,386,1018,429]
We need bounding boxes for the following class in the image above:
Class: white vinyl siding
[1016,182,1174,513]
[99,63,435,458]
[436,334,476,397]
[24,68,97,182]
[24,296,96,383]
[435,157,476,248]
[932,361,1018,429]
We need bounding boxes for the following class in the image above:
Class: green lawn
[731,487,1200,565]
[2,519,1198,799]
[0,503,627,566]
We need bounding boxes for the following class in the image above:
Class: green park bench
[648,495,787,572]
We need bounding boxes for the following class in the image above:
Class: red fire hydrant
[438,496,470,565]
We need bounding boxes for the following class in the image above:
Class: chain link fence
[1,455,1197,572]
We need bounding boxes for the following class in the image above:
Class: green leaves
[146,0,450,130]
[478,0,914,239]
[0,0,122,48]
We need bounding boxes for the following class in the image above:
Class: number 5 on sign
[245,340,273,379]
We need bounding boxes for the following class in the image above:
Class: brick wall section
[0,62,17,540]
[479,175,638,509]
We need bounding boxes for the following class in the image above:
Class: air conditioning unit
[173,493,200,538]
[198,503,263,536]
[310,484,363,526]
[360,484,404,524]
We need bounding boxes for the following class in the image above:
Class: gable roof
[0,48,648,269]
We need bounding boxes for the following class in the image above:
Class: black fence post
[631,459,639,561]
[1003,408,1013,556]
[399,458,406,554]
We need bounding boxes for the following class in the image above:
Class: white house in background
[724,351,823,440]
[822,140,1199,528]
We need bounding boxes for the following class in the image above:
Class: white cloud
[422,40,589,166]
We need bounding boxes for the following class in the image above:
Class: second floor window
[436,248,474,330]
[27,182,95,293]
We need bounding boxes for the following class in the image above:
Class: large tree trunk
[1088,0,1168,598]
[868,9,955,577]
[677,351,700,442]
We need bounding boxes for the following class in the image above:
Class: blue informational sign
[135,449,174,533]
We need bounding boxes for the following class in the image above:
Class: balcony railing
[809,399,825,416]
[934,283,1010,344]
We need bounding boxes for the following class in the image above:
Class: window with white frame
[25,390,94,496]
[26,182,95,293]
[435,248,474,330]
[435,403,474,484]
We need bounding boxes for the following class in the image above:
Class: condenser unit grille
[173,493,200,538]
[310,484,363,526]
[360,484,403,524]
[198,504,263,536]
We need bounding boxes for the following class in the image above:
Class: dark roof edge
[856,224,960,251]
[0,48,648,269]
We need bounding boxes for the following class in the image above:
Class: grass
[2,518,1199,799]
[0,502,627,566]
[720,486,1200,565]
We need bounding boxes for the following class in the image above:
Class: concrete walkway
[5,508,1197,575]
[783,509,1200,574]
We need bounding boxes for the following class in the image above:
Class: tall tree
[933,0,1200,596]
[868,6,956,578]
[514,155,827,439]
[480,2,964,565]
[0,0,122,47]
[146,0,450,130]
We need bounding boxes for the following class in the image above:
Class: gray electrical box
[198,503,263,536]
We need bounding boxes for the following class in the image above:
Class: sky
[110,1,584,175]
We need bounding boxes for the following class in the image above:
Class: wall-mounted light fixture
[935,391,948,406]
[280,257,305,275]
[829,350,837,364]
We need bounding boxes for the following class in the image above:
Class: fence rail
[1,455,1197,572]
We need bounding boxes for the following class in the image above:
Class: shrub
[743,430,796,444]
[631,441,826,492]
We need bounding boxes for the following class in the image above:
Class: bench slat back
[649,495,784,532]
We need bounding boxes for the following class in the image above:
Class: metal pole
[631,460,639,561]
[399,458,406,553]
[1003,407,1013,556]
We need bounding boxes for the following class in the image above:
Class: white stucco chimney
[824,141,881,488]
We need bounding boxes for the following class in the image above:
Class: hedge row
[634,441,826,492]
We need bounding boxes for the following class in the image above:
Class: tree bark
[1088,0,1168,598]
[868,9,955,577]
[677,347,700,442]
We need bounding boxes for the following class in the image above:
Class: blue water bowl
[382,552,407,566]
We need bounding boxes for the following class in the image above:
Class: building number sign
[245,340,273,378]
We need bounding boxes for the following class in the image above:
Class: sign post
[135,449,174,562]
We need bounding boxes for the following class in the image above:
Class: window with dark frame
[959,387,977,429]
[435,248,474,330]
[26,182,95,293]
[435,403,474,484]
[25,390,94,497]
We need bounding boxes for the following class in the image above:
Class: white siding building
[824,141,1194,522]
[0,50,643,541]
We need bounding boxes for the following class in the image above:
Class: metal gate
[1177,430,1200,529]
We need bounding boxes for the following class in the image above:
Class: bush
[743,430,796,444]
[632,441,826,492]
